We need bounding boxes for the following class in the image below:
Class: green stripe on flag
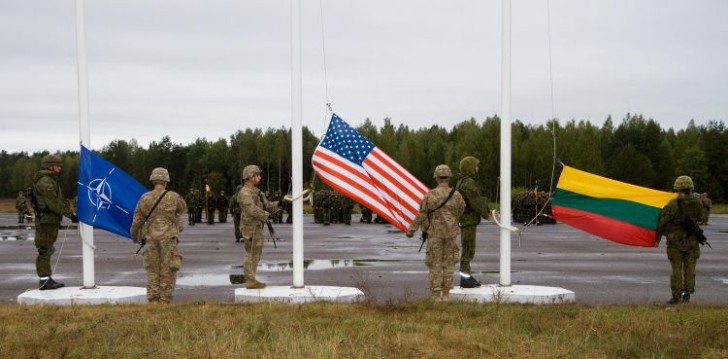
[551,189,662,230]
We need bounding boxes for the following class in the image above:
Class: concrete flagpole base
[450,284,575,304]
[17,286,147,305]
[234,285,364,304]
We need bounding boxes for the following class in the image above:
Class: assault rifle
[677,215,711,248]
[265,219,278,248]
[418,232,428,252]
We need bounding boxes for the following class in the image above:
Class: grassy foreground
[1,302,727,358]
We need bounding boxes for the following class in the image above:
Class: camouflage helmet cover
[41,154,62,169]
[459,156,480,175]
[149,167,170,183]
[433,164,453,178]
[673,175,694,191]
[242,165,262,180]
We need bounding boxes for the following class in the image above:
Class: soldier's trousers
[143,237,182,303]
[206,209,215,224]
[244,234,264,282]
[35,223,60,277]
[218,209,228,223]
[459,225,477,275]
[233,212,242,240]
[426,236,459,294]
[667,245,700,298]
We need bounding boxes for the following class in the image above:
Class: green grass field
[0,302,726,358]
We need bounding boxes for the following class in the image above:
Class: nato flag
[77,145,146,239]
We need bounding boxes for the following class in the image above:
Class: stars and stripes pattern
[312,114,428,232]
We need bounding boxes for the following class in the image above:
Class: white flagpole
[291,0,304,288]
[75,0,95,288]
[499,0,512,286]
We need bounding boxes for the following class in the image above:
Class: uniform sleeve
[655,203,674,241]
[239,190,269,222]
[35,176,74,218]
[460,179,489,220]
[409,194,431,232]
[130,195,147,242]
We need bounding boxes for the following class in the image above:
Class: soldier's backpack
[24,186,39,217]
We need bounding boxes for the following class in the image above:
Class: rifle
[418,232,428,252]
[677,215,711,248]
[265,220,278,248]
[133,240,146,258]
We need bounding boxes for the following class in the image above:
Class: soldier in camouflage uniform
[33,155,79,290]
[656,175,704,304]
[131,168,186,304]
[407,165,465,302]
[239,165,279,289]
[698,192,711,225]
[229,185,243,242]
[217,190,229,223]
[185,189,199,226]
[15,191,29,223]
[455,156,490,288]
[205,191,216,225]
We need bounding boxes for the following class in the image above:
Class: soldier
[699,192,711,225]
[130,167,186,304]
[229,185,243,243]
[195,189,204,224]
[456,156,490,288]
[217,190,229,223]
[656,175,704,305]
[406,165,465,301]
[205,191,216,224]
[360,205,372,223]
[185,188,199,226]
[342,196,353,225]
[33,154,79,290]
[15,190,28,223]
[239,165,279,289]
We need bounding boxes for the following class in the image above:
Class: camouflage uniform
[408,165,465,301]
[130,168,186,303]
[185,189,199,225]
[229,186,243,242]
[240,165,278,289]
[217,190,229,223]
[33,156,77,290]
[456,156,490,288]
[699,193,711,225]
[15,191,29,223]
[656,175,704,304]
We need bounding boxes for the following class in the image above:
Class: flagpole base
[450,284,575,304]
[18,286,147,305]
[234,285,364,304]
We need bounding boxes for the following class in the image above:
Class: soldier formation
[511,190,556,225]
[312,190,353,225]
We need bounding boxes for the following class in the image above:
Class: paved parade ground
[1,213,726,305]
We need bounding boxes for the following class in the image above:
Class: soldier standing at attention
[15,190,28,223]
[656,175,704,305]
[217,190,229,223]
[130,168,186,304]
[205,191,217,224]
[407,165,465,302]
[229,185,243,243]
[33,155,79,290]
[456,156,490,288]
[185,188,199,226]
[239,165,279,289]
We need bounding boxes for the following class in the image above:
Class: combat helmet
[242,165,262,180]
[149,167,170,183]
[433,164,452,178]
[673,175,694,191]
[459,156,480,176]
[41,154,62,169]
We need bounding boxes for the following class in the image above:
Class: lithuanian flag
[551,165,676,247]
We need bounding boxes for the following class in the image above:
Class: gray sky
[1,1,726,153]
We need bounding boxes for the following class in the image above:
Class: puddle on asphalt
[0,228,35,241]
[177,259,416,286]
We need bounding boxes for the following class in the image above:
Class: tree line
[1,113,726,203]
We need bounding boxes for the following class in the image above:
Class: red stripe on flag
[552,205,657,247]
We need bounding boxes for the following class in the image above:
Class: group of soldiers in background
[184,188,230,225]
[312,190,354,225]
[15,190,34,223]
[264,191,292,224]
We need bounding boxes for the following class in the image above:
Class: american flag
[312,114,428,232]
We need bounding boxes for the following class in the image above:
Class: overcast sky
[1,1,726,153]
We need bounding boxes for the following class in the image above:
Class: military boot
[246,279,267,289]
[39,277,64,290]
[666,297,681,305]
[430,290,442,302]
[459,275,481,288]
[681,292,691,303]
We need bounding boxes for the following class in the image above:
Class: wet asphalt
[1,213,726,305]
